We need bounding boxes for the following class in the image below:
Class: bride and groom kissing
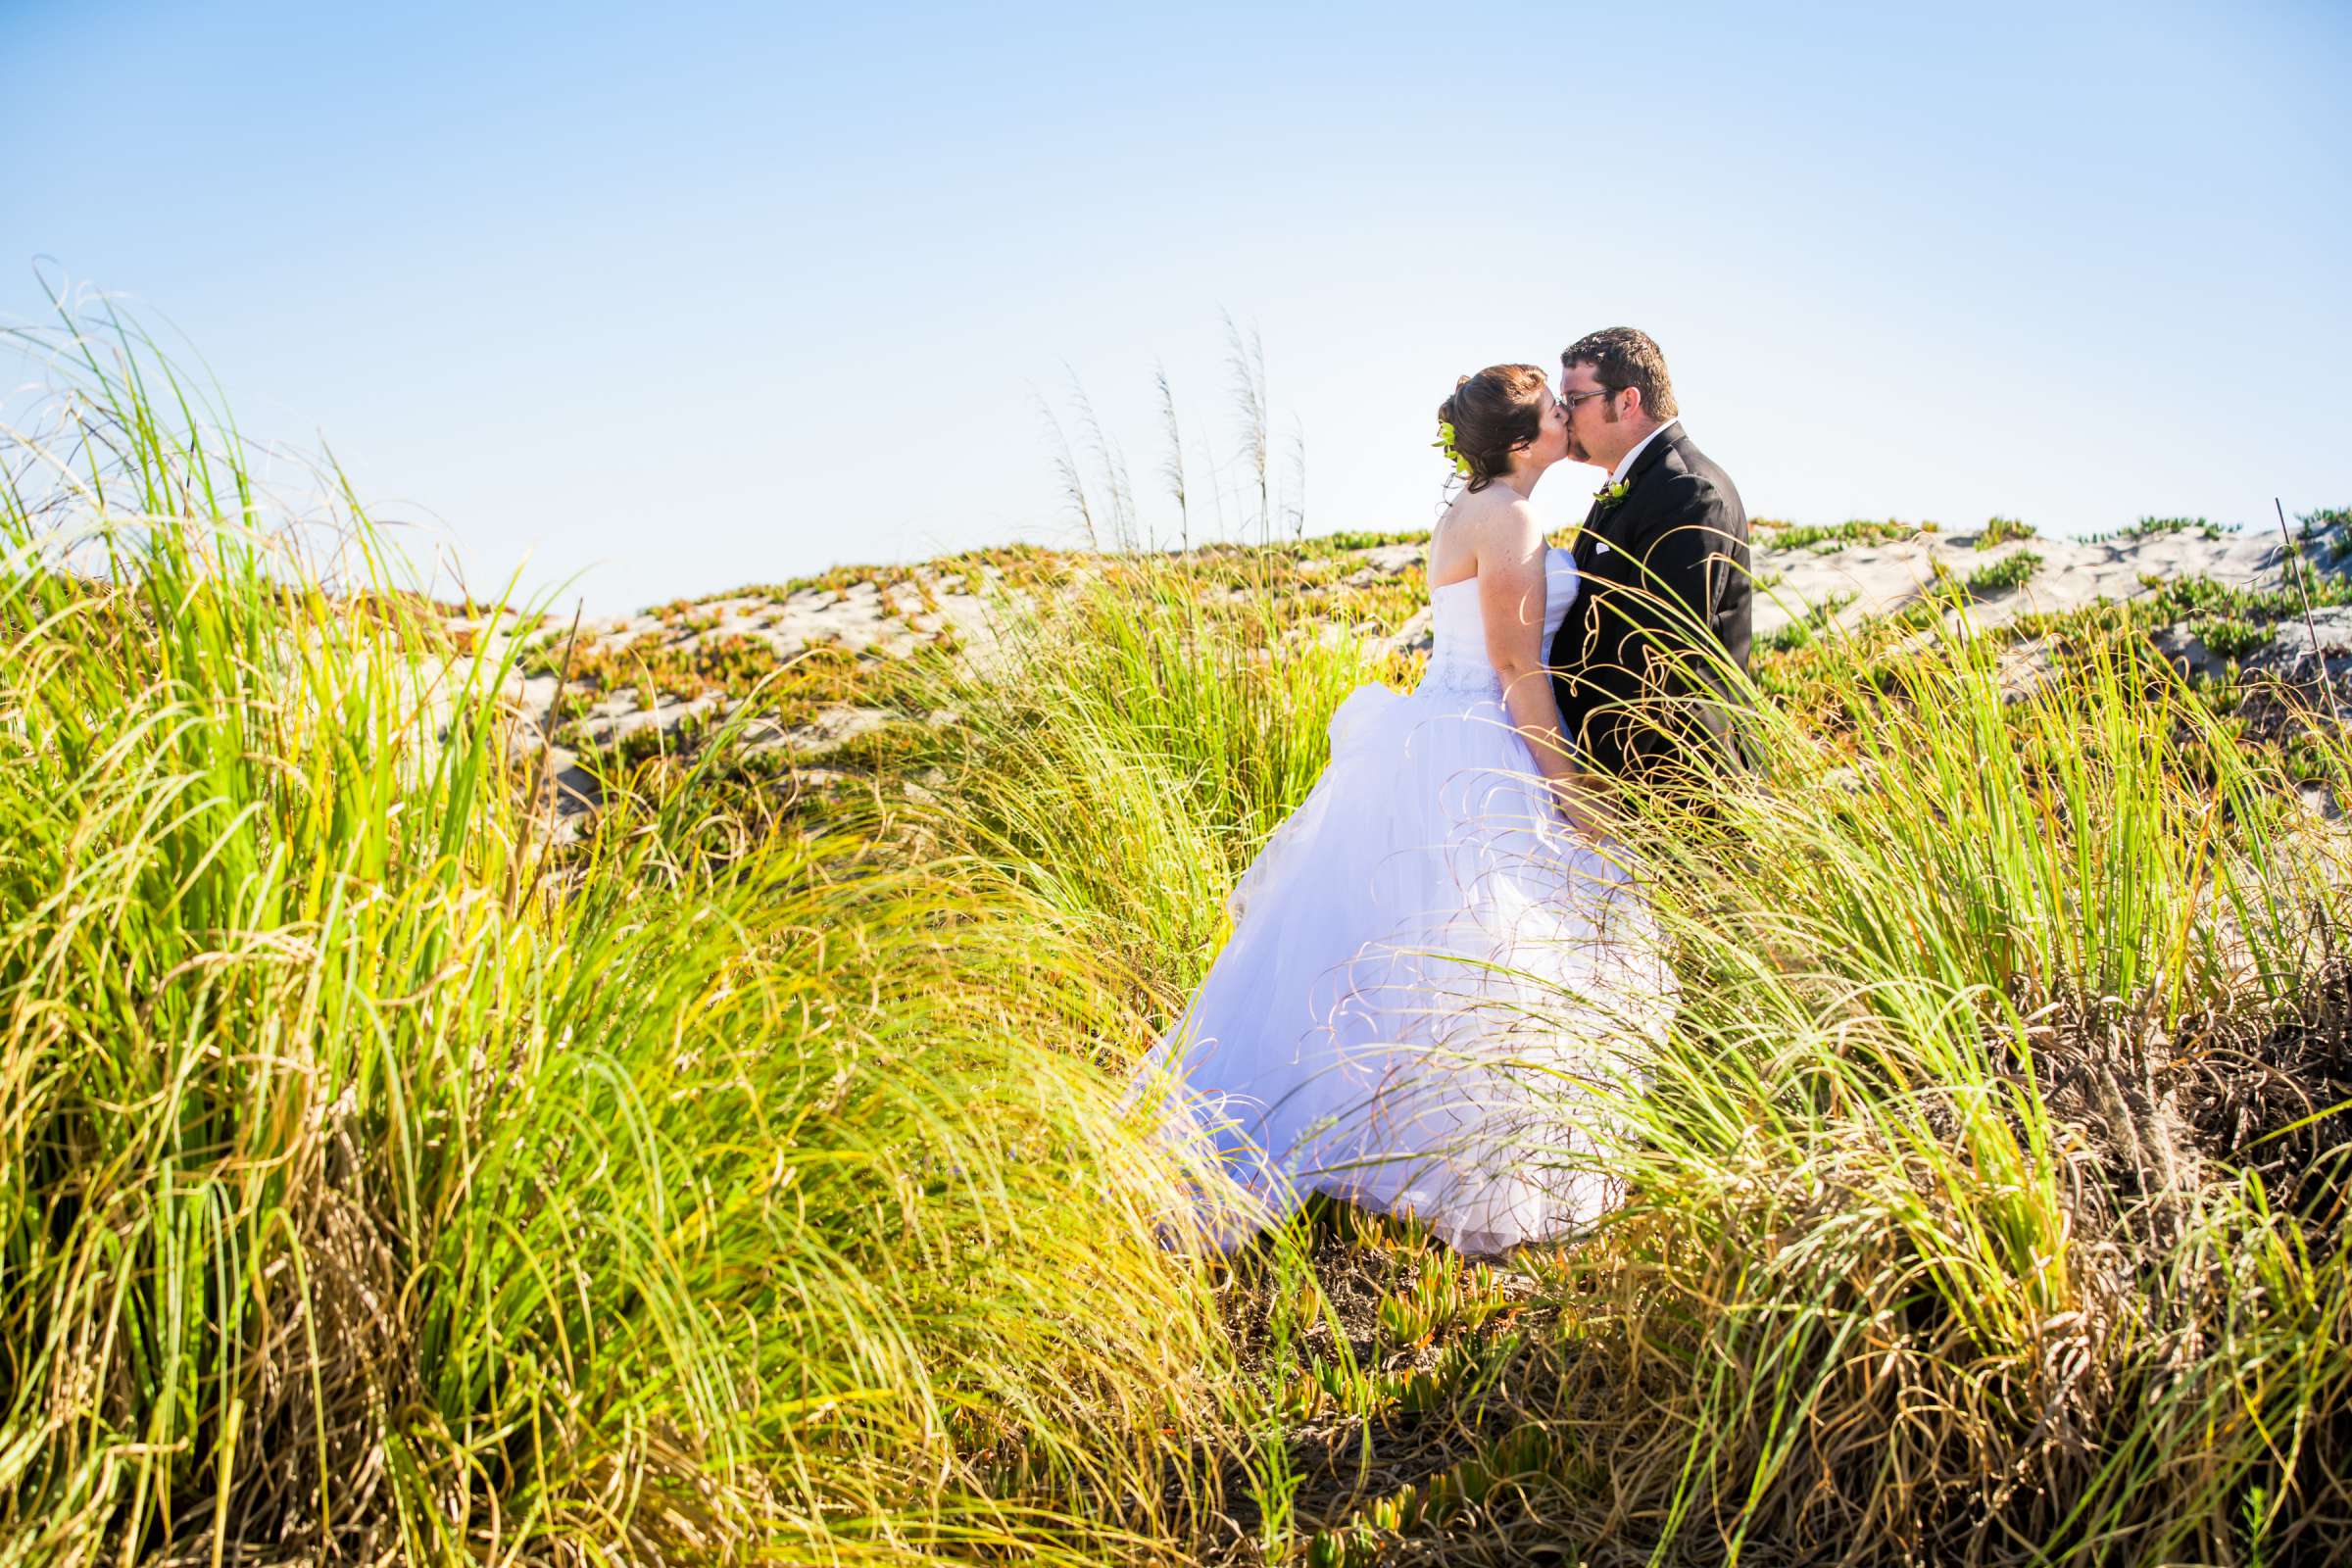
[1128,327,1751,1258]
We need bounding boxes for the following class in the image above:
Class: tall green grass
[0,308,1244,1564]
[1447,618,2352,1563]
[908,555,1397,1023]
[913,551,2352,1565]
[9,299,2347,1566]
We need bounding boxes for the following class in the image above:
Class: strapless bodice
[1415,547,1580,700]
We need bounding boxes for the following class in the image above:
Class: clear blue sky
[8,0,2347,614]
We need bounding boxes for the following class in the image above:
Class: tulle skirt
[1125,677,1677,1256]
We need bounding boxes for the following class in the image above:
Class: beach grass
[904,553,2352,1565]
[4,305,2348,1565]
[0,310,1249,1566]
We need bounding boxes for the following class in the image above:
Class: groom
[1548,328,1751,806]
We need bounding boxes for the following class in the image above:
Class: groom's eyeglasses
[1560,388,1617,414]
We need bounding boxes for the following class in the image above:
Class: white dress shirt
[1608,418,1679,488]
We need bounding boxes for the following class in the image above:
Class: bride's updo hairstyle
[1437,364,1550,493]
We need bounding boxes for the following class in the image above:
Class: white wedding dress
[1127,546,1676,1256]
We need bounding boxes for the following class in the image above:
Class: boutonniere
[1593,479,1631,513]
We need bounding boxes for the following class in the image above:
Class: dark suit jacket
[1549,421,1751,785]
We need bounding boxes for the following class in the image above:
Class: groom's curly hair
[1562,327,1678,420]
[1438,364,1551,493]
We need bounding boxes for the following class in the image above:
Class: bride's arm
[1477,506,1610,838]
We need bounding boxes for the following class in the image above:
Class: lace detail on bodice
[1412,548,1579,704]
[1416,661,1506,698]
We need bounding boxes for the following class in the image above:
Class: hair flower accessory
[1433,420,1471,479]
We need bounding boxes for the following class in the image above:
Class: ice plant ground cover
[2,313,2346,1565]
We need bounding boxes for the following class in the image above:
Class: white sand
[451,516,2339,833]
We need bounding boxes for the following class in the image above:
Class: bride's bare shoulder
[1454,490,1544,548]
[1443,487,1542,536]
[1431,489,1543,587]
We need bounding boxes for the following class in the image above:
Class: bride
[1127,364,1675,1257]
